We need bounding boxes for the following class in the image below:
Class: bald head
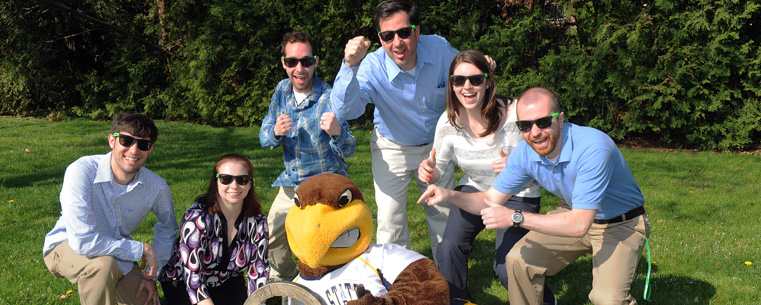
[515,87,564,157]
[516,87,559,120]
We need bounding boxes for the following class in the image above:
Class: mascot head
[285,173,373,269]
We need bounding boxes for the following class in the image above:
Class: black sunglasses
[216,174,252,185]
[113,133,152,151]
[378,25,416,43]
[450,74,488,87]
[515,113,560,132]
[282,55,317,68]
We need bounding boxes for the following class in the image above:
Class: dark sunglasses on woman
[216,174,252,185]
[282,55,317,68]
[515,113,560,132]
[449,74,488,87]
[113,133,152,151]
[378,25,416,43]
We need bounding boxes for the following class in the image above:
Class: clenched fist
[320,112,341,137]
[344,36,371,68]
[274,114,293,137]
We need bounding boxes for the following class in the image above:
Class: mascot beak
[285,199,373,269]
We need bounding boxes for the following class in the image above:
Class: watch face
[512,212,523,223]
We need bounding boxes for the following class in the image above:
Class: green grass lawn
[1,116,759,304]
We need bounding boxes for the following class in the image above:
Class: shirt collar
[94,152,115,184]
[214,209,247,235]
[557,123,573,163]
[383,37,433,82]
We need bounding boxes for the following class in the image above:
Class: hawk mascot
[285,173,448,305]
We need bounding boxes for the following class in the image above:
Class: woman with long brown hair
[159,154,269,305]
[418,50,552,304]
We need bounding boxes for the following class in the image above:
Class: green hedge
[1,0,759,150]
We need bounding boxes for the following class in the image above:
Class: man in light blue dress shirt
[43,111,178,305]
[330,0,458,261]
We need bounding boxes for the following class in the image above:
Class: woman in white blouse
[418,50,551,305]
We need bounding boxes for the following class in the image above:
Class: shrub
[1,0,758,150]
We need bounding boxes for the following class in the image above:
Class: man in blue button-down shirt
[330,0,458,262]
[43,111,178,305]
[260,30,356,282]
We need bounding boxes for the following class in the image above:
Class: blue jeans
[436,184,541,302]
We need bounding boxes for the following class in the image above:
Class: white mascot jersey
[289,243,425,305]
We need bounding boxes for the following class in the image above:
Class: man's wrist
[142,243,156,260]
[511,209,524,227]
[343,58,360,69]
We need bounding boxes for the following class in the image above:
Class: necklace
[293,91,312,107]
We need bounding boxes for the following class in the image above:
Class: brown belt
[593,205,645,224]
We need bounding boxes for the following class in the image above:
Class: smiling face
[378,11,419,71]
[282,41,318,93]
[452,62,487,112]
[109,131,153,185]
[215,161,251,207]
[516,93,564,158]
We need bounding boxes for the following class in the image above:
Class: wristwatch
[511,209,524,227]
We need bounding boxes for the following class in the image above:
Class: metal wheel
[244,281,327,305]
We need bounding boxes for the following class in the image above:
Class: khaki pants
[266,186,299,281]
[43,241,149,305]
[370,128,454,263]
[506,206,651,305]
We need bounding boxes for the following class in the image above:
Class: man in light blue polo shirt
[330,0,458,259]
[419,87,650,305]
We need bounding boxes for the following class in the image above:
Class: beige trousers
[370,128,454,263]
[506,206,651,305]
[43,240,149,305]
[266,186,300,281]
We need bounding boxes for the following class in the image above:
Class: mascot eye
[293,194,301,208]
[337,189,352,207]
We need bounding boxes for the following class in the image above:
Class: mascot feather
[285,173,449,305]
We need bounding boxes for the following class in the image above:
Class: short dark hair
[280,30,317,57]
[110,111,158,143]
[373,0,419,32]
[196,154,263,218]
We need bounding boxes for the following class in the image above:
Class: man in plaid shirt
[259,30,356,283]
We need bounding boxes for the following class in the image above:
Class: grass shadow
[468,237,505,304]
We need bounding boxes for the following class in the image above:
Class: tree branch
[36,0,179,59]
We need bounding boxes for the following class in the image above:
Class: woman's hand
[417,148,439,184]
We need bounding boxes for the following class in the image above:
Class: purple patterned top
[158,202,269,303]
